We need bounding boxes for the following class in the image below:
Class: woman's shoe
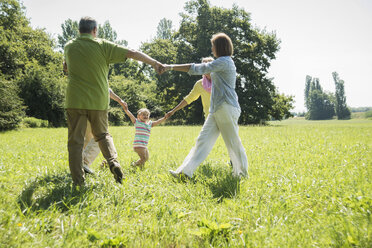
[169,170,190,180]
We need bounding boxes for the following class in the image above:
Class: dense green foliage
[365,110,372,119]
[332,72,351,120]
[0,77,25,130]
[17,63,66,127]
[304,75,335,120]
[22,117,49,128]
[0,120,371,246]
[57,18,79,50]
[0,0,65,127]
[108,75,163,126]
[305,73,352,120]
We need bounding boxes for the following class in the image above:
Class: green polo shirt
[64,33,128,110]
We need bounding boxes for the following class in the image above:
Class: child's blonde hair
[137,108,150,116]
[202,57,214,63]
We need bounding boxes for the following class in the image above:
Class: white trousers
[175,103,248,178]
[82,121,101,166]
[83,138,101,166]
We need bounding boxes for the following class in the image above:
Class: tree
[1,0,66,128]
[108,75,163,125]
[140,38,180,116]
[269,91,294,120]
[58,19,128,49]
[1,0,62,77]
[0,0,27,77]
[0,0,28,30]
[97,20,128,46]
[332,72,350,119]
[57,19,79,50]
[156,18,173,39]
[142,0,293,124]
[304,75,311,109]
[0,0,52,78]
[304,75,335,120]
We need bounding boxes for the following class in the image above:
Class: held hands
[163,64,173,74]
[165,110,175,119]
[153,61,174,75]
[153,61,165,75]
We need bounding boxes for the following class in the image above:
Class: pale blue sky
[23,0,372,111]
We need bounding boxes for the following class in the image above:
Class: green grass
[0,119,371,247]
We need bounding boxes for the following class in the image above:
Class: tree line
[304,72,351,120]
[0,0,294,131]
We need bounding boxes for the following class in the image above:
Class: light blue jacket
[188,56,240,114]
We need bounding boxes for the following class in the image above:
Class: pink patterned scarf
[202,75,212,93]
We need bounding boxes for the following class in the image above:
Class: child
[120,101,167,168]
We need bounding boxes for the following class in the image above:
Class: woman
[166,57,214,120]
[165,33,248,179]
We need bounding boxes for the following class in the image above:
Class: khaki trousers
[66,109,119,185]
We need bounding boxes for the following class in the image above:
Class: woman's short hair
[79,16,97,33]
[210,33,234,57]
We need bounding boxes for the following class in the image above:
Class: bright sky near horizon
[23,0,372,112]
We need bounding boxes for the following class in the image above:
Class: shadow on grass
[17,172,91,214]
[197,164,240,202]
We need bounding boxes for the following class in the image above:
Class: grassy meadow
[0,118,371,247]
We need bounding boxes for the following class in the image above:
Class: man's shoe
[110,164,123,184]
[83,165,94,175]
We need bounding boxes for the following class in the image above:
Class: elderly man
[64,16,162,185]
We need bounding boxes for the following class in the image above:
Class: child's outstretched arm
[165,100,188,119]
[152,116,167,127]
[120,101,136,124]
[109,88,123,103]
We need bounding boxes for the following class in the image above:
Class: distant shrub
[23,117,48,128]
[18,63,66,127]
[109,76,163,118]
[351,112,363,119]
[365,110,372,119]
[108,107,128,126]
[0,78,25,131]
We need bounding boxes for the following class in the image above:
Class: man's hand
[120,100,128,110]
